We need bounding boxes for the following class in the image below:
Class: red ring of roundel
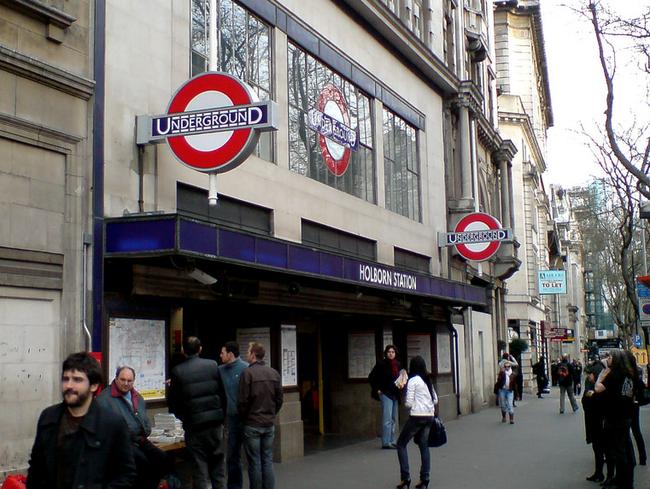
[454,212,502,261]
[166,73,253,171]
[317,84,351,177]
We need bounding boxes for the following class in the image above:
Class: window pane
[383,108,420,221]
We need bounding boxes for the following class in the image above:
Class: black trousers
[604,418,635,489]
[134,439,169,489]
[631,403,647,464]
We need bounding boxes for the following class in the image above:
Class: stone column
[459,104,473,202]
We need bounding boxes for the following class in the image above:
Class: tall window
[288,42,375,203]
[383,109,420,221]
[190,0,273,161]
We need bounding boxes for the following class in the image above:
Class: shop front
[101,213,488,460]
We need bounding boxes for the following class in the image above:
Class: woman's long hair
[409,355,433,398]
[610,349,635,377]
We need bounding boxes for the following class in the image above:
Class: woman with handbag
[395,355,437,489]
[495,360,519,424]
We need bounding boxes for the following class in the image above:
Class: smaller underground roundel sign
[450,213,506,262]
[138,72,277,173]
[306,84,359,177]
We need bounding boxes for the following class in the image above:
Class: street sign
[136,72,278,173]
[634,334,643,348]
[637,277,650,327]
[438,212,512,261]
[632,347,648,366]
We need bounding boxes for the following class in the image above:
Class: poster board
[237,327,272,367]
[108,317,166,400]
[383,326,394,350]
[280,325,298,387]
[348,332,376,379]
[436,332,452,374]
[406,333,432,373]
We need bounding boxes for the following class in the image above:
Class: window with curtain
[190,0,274,161]
[287,42,375,203]
[383,108,420,221]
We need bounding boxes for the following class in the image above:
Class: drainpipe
[447,321,462,416]
[137,145,145,213]
[91,0,106,352]
[82,233,92,351]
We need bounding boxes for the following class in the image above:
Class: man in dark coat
[168,336,227,489]
[26,352,136,489]
[532,357,547,398]
[558,354,579,413]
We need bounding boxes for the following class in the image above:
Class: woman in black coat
[582,361,611,483]
[369,345,402,449]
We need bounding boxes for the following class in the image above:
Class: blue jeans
[498,389,514,415]
[381,393,399,446]
[396,416,433,482]
[226,416,244,489]
[243,424,275,489]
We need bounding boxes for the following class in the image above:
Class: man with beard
[26,352,136,489]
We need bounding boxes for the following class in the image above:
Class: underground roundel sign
[137,72,277,173]
[449,212,508,262]
[306,84,359,177]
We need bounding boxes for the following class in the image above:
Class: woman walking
[395,355,437,489]
[369,345,402,448]
[495,360,519,424]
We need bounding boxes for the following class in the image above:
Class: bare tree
[585,1,650,198]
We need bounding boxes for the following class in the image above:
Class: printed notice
[281,325,297,387]
[348,332,376,379]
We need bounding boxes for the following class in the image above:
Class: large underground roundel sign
[146,72,276,173]
[453,213,504,262]
[307,84,359,177]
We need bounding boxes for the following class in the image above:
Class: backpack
[557,364,569,379]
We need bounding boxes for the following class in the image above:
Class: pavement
[274,387,650,489]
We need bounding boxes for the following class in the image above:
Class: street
[275,387,650,488]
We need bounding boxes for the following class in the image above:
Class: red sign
[160,72,269,173]
[452,213,504,261]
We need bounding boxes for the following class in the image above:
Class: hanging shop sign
[538,270,567,295]
[136,72,278,172]
[636,276,650,327]
[438,212,512,261]
[306,83,358,177]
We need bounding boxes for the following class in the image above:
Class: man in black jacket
[238,342,283,489]
[168,336,227,489]
[26,352,136,489]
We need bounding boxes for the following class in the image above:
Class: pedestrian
[595,349,636,489]
[582,360,612,483]
[558,354,579,413]
[495,360,518,424]
[498,352,519,406]
[238,342,283,489]
[168,336,227,489]
[532,356,547,399]
[368,344,402,449]
[219,341,249,489]
[625,350,647,466]
[26,351,136,489]
[395,355,437,489]
[573,360,583,396]
[97,364,168,489]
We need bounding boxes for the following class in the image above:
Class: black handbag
[428,417,447,447]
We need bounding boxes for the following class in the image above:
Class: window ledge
[0,0,76,43]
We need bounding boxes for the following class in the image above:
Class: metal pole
[208,0,218,206]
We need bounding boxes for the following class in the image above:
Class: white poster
[407,333,432,373]
[109,317,166,400]
[383,326,394,350]
[237,327,272,367]
[436,332,452,373]
[281,325,297,387]
[348,332,376,379]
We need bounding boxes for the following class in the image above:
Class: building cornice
[0,44,95,100]
[338,0,459,97]
[0,0,76,29]
[498,109,546,172]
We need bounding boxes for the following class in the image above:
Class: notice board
[108,317,166,400]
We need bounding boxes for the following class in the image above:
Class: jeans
[498,389,514,415]
[226,416,245,489]
[243,424,275,489]
[381,393,399,446]
[559,385,578,412]
[396,416,433,482]
[184,424,226,489]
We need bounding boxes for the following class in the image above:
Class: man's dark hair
[62,352,103,386]
[184,336,202,356]
[249,342,265,361]
[224,341,240,358]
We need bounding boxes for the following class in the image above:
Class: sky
[539,0,649,188]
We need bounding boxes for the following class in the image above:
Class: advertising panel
[538,270,567,294]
